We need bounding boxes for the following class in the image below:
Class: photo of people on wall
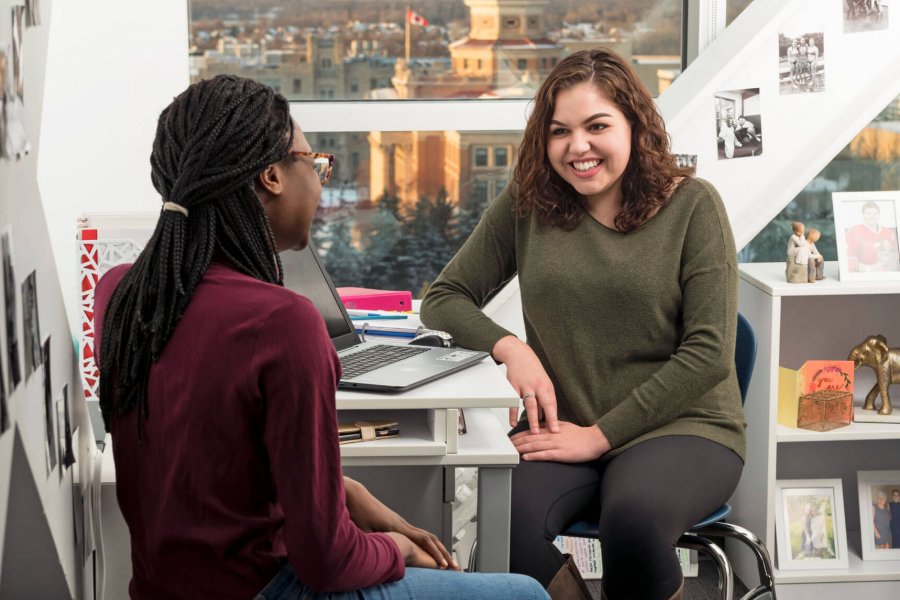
[844,0,889,33]
[779,24,824,95]
[715,89,763,160]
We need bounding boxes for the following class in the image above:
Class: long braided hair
[98,75,294,434]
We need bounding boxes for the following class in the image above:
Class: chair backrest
[735,312,757,406]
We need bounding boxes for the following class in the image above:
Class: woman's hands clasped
[510,422,611,463]
[344,477,459,571]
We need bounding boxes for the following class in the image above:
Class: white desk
[98,356,520,597]
[336,356,520,573]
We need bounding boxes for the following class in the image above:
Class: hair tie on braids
[162,202,189,217]
[98,74,294,440]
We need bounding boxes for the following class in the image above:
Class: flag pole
[405,5,411,63]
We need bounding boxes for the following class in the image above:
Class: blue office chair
[564,313,776,600]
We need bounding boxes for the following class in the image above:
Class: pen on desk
[348,314,409,320]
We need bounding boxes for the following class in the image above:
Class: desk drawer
[338,409,459,457]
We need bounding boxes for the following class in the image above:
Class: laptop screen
[280,243,360,350]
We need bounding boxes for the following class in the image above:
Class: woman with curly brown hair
[421,48,745,600]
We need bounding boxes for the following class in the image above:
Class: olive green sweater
[421,178,746,460]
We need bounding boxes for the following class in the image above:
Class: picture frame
[857,470,900,561]
[775,479,849,570]
[832,191,900,282]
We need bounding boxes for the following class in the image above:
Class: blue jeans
[254,563,549,600]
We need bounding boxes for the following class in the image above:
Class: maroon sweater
[95,262,404,599]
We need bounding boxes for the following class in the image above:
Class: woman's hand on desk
[344,477,459,571]
[510,422,611,463]
[492,335,560,434]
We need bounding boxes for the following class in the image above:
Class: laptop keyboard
[340,344,430,380]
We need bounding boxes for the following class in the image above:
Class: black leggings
[508,434,743,600]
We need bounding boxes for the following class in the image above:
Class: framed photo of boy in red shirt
[833,191,900,281]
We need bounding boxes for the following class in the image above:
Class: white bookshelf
[734,262,900,599]
[773,537,900,584]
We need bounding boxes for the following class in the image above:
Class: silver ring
[521,392,536,400]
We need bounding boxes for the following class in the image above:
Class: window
[474,147,489,167]
[494,147,508,167]
[727,0,756,26]
[741,95,900,263]
[308,129,519,296]
[350,79,359,93]
[188,1,688,100]
[293,78,302,94]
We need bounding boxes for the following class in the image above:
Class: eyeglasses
[290,151,335,186]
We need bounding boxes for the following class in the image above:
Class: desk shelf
[339,409,448,458]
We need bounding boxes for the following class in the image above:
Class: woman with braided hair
[94,75,547,600]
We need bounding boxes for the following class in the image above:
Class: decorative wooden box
[797,390,854,432]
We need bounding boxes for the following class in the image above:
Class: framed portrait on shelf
[857,471,900,561]
[832,191,900,282]
[775,479,849,570]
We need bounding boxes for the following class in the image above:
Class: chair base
[687,521,777,600]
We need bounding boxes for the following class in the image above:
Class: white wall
[658,0,900,250]
[38,0,190,334]
[0,0,94,597]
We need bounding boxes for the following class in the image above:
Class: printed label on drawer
[437,351,481,362]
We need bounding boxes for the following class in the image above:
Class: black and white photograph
[42,336,57,476]
[21,270,41,379]
[2,230,22,389]
[0,47,8,160]
[61,384,75,468]
[11,4,24,103]
[3,7,31,160]
[779,24,825,94]
[25,0,42,28]
[0,360,8,435]
[715,88,763,160]
[857,471,900,560]
[844,0,890,33]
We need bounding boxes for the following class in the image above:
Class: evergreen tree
[320,221,365,287]
[454,186,490,249]
[361,202,402,289]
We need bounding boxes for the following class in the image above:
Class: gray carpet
[583,558,750,600]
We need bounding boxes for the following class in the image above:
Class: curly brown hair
[513,48,692,232]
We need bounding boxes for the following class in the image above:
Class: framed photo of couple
[832,191,900,282]
[774,479,849,570]
[857,471,900,561]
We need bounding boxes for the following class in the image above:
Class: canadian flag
[407,9,429,27]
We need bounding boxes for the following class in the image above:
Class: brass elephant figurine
[848,334,899,415]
